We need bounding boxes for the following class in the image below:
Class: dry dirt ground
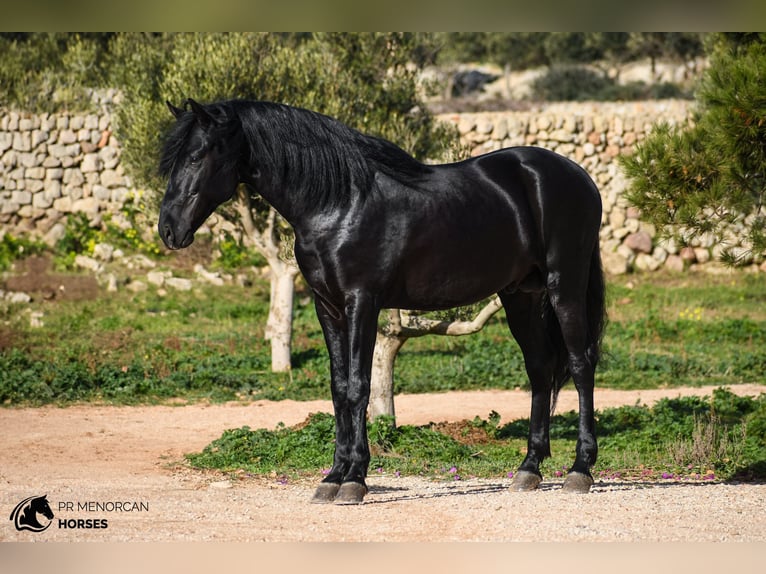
[2,385,766,542]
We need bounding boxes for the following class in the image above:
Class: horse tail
[547,243,607,414]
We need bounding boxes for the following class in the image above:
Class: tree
[620,33,766,264]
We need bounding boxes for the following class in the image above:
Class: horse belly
[387,228,529,310]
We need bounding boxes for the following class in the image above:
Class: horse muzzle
[158,214,194,250]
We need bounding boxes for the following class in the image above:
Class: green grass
[2,269,765,405]
[188,388,766,482]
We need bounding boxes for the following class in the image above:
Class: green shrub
[0,233,46,271]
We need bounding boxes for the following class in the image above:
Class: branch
[396,297,503,338]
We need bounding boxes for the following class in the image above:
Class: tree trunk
[367,299,503,424]
[265,262,298,372]
[235,193,299,373]
[369,329,406,421]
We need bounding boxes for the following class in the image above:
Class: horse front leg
[311,299,351,503]
[310,292,379,504]
[333,290,379,504]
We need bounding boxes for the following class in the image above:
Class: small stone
[7,292,32,304]
[81,153,102,173]
[74,254,102,273]
[93,243,115,262]
[680,247,697,263]
[127,280,148,293]
[165,277,193,291]
[601,250,629,275]
[146,271,168,287]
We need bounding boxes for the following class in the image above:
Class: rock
[165,277,193,291]
[602,250,629,275]
[103,273,118,292]
[93,243,115,262]
[624,231,653,254]
[693,248,711,264]
[635,253,661,272]
[127,280,148,293]
[664,254,685,272]
[43,222,67,246]
[194,264,225,286]
[81,153,102,173]
[7,292,32,304]
[29,311,45,328]
[74,254,102,273]
[71,197,100,215]
[146,271,168,287]
[127,254,156,270]
[680,247,697,263]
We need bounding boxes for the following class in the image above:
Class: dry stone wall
[0,109,132,245]
[2,101,763,275]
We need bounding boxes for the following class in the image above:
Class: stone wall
[2,101,762,275]
[0,110,135,245]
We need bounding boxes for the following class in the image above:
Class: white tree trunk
[265,262,298,372]
[367,299,504,424]
[236,193,299,373]
[369,329,405,421]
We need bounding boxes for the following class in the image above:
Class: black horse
[158,99,606,503]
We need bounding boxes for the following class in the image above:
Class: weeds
[188,389,766,482]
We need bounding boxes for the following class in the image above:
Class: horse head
[158,99,243,250]
[14,495,54,531]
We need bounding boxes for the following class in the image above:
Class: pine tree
[621,33,766,265]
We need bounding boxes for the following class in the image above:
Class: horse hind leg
[546,272,599,493]
[499,290,556,491]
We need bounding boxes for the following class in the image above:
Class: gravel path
[2,384,765,542]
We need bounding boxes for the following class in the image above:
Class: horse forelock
[159,112,197,178]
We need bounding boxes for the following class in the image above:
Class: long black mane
[160,100,431,211]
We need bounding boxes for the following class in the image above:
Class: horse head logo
[10,495,55,532]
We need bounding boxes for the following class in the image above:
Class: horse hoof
[510,471,542,492]
[562,472,594,493]
[334,482,368,505]
[310,483,340,504]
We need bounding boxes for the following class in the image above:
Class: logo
[10,495,55,532]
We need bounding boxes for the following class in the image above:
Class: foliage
[213,230,267,272]
[434,32,705,70]
[621,33,766,264]
[0,33,112,112]
[531,65,687,102]
[188,388,766,482]
[109,32,458,194]
[53,194,163,269]
[0,233,46,272]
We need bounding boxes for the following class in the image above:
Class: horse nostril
[160,223,175,246]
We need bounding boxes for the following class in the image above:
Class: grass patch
[1,268,766,405]
[188,388,766,482]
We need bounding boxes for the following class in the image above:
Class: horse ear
[167,101,185,119]
[186,98,213,130]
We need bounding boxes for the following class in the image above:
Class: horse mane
[161,99,431,211]
[232,100,432,209]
